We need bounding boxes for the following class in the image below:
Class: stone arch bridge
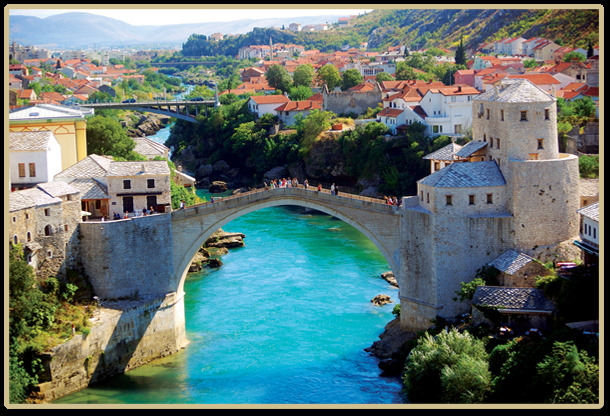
[74,184,513,388]
[171,187,402,296]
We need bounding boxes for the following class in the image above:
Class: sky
[8,7,373,26]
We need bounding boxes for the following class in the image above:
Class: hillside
[8,11,347,48]
[181,8,600,56]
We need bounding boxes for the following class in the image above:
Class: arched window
[44,225,52,236]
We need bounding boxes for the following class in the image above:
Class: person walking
[331,183,336,195]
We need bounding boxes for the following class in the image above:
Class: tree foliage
[86,115,141,160]
[293,63,315,87]
[341,68,363,91]
[316,64,342,90]
[265,64,293,92]
[403,328,492,403]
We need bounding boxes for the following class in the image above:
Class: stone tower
[472,78,581,251]
[397,78,580,331]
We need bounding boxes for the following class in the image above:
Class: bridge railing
[188,183,397,210]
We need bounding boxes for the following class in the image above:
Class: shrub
[403,328,491,403]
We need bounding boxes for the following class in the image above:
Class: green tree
[265,64,293,93]
[572,96,597,119]
[563,51,587,62]
[341,68,364,91]
[316,64,342,91]
[86,115,138,159]
[293,63,315,87]
[403,328,492,403]
[455,36,467,66]
[288,85,314,101]
[395,61,417,81]
[534,341,599,403]
[375,71,394,82]
[295,109,334,156]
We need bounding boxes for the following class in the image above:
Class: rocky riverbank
[188,229,246,272]
[121,112,172,138]
[365,270,416,376]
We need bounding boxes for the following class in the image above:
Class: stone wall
[507,155,581,252]
[78,213,176,299]
[322,84,382,116]
[398,206,514,329]
[36,293,187,402]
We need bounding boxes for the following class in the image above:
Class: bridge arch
[170,189,402,297]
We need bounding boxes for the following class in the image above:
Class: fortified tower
[398,78,580,331]
[473,79,580,250]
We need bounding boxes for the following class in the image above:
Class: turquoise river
[53,125,408,405]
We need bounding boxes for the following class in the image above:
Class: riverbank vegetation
[166,95,466,197]
[8,244,95,403]
[396,262,599,404]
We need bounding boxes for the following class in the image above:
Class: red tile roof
[275,100,321,112]
[249,95,291,104]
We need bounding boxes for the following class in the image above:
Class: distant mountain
[8,11,346,48]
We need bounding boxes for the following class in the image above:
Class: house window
[446,195,453,206]
[544,108,550,120]
[483,134,486,142]
[434,162,440,171]
[537,139,544,149]
[29,163,36,177]
[123,180,131,189]
[529,153,539,160]
[490,138,493,148]
[420,191,424,201]
[18,163,26,178]
[469,195,475,205]
[487,194,493,204]
[147,179,155,189]
[426,193,430,203]
[44,225,52,236]
[500,109,504,121]
[496,138,500,149]
[520,110,528,121]
[486,109,490,119]
[45,208,51,216]
[27,232,32,242]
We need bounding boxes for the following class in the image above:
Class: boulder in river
[371,294,393,306]
[209,181,227,193]
[381,271,398,288]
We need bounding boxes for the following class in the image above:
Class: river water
[53,120,407,405]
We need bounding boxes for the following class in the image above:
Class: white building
[403,85,480,137]
[274,100,322,127]
[9,131,63,191]
[247,94,290,118]
[575,202,599,264]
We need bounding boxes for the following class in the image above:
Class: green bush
[403,328,492,403]
[579,155,599,178]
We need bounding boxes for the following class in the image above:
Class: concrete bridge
[81,99,217,122]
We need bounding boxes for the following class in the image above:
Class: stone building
[106,160,171,215]
[9,181,82,279]
[322,81,382,116]
[471,286,556,333]
[55,155,172,218]
[399,78,581,329]
[487,250,551,288]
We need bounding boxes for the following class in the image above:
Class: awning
[573,240,599,256]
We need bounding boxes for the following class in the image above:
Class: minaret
[269,36,273,60]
